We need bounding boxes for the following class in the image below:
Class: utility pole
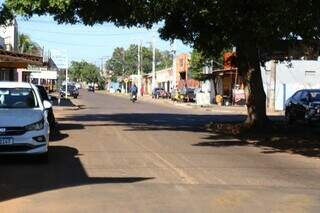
[268,60,277,111]
[65,54,69,99]
[138,41,142,96]
[121,50,126,93]
[100,58,104,74]
[171,40,177,92]
[152,33,156,90]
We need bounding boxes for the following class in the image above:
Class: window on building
[0,70,10,81]
[305,71,316,76]
[180,72,186,80]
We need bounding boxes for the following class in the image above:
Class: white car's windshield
[0,88,38,109]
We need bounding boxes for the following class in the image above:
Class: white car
[0,82,51,161]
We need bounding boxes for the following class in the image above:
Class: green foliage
[189,50,206,81]
[106,47,127,78]
[18,33,42,55]
[82,63,100,83]
[0,4,13,25]
[69,61,101,84]
[7,1,320,57]
[106,44,172,79]
[189,49,227,81]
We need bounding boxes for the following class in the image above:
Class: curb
[53,106,80,111]
[96,91,283,116]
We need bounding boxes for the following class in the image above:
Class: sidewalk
[51,95,82,111]
[96,90,283,116]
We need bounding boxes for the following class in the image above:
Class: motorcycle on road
[131,94,137,103]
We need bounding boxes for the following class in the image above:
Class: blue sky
[16,15,192,65]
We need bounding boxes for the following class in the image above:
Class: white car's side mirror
[43,100,52,110]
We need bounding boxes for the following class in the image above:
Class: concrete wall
[262,60,320,110]
[0,19,18,52]
[156,68,173,92]
[176,53,189,74]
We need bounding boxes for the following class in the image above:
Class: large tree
[69,60,101,84]
[69,61,88,82]
[6,0,320,126]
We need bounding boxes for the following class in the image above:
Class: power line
[17,18,56,24]
[31,37,116,48]
[33,37,167,48]
[20,27,155,37]
[17,18,164,28]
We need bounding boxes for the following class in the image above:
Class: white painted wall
[262,60,320,110]
[30,70,58,80]
[0,19,18,51]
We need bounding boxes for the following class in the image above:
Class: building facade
[0,19,18,52]
[0,50,43,81]
[156,68,173,92]
[176,53,200,89]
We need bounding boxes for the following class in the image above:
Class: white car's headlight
[25,119,44,131]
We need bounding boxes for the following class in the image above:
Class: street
[1,91,320,212]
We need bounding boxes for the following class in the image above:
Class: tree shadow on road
[0,146,154,202]
[57,112,320,159]
[193,122,320,158]
[57,113,247,132]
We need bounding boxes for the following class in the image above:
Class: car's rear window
[62,85,76,90]
[0,88,39,109]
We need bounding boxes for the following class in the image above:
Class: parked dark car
[180,88,196,102]
[60,85,79,98]
[88,85,95,92]
[285,89,320,124]
[159,89,170,98]
[152,88,169,99]
[152,88,161,99]
[36,85,56,133]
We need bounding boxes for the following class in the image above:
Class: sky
[16,15,192,66]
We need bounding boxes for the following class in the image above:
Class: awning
[0,49,43,68]
[202,68,238,79]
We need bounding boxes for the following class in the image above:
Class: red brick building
[176,53,200,89]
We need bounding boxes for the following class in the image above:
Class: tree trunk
[212,76,218,96]
[237,43,268,127]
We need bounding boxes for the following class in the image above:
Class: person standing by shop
[140,85,144,96]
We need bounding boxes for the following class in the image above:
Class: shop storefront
[0,49,43,81]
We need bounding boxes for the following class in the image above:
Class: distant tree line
[106,44,173,81]
[69,61,105,89]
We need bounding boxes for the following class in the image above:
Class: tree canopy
[69,61,102,85]
[6,0,320,126]
[0,4,13,25]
